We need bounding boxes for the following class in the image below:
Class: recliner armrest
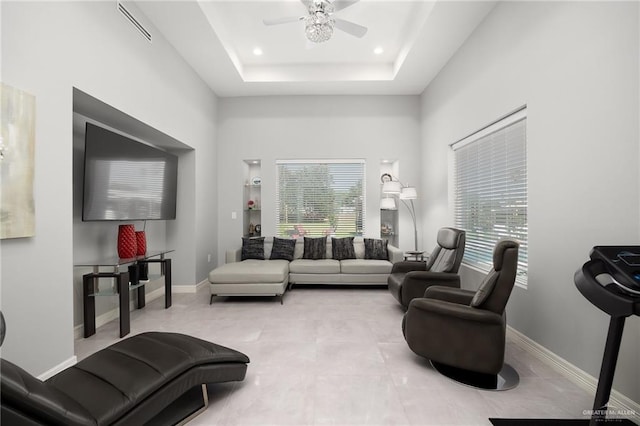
[400,271,461,307]
[390,261,427,274]
[406,271,460,283]
[424,286,475,305]
[409,299,503,325]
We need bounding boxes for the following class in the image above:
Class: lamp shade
[380,198,397,210]
[382,180,402,194]
[400,186,418,200]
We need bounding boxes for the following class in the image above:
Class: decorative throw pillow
[241,237,265,260]
[364,238,388,260]
[332,237,356,260]
[303,237,326,260]
[270,237,296,261]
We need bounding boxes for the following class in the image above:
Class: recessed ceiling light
[374,46,384,55]
[253,47,263,56]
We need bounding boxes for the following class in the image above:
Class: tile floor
[75,286,596,425]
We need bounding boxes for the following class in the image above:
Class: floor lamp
[381,175,419,251]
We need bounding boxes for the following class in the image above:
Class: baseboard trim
[507,327,640,422]
[37,355,77,381]
[173,280,207,294]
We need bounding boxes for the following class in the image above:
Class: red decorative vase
[117,224,137,259]
[135,231,147,256]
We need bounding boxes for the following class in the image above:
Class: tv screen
[82,123,178,221]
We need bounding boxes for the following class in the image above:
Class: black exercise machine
[575,246,640,425]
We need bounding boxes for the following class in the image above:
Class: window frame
[451,107,528,287]
[275,159,366,239]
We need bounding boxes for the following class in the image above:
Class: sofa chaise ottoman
[1,312,250,426]
[208,258,290,304]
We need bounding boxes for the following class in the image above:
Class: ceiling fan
[263,0,368,44]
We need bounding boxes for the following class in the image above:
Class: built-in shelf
[243,160,262,237]
[380,160,399,247]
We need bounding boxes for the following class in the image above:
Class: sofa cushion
[289,259,340,274]
[293,239,305,259]
[270,237,296,261]
[364,238,389,260]
[340,259,392,274]
[303,237,326,260]
[354,238,366,259]
[241,237,265,260]
[332,237,356,260]
[209,260,289,283]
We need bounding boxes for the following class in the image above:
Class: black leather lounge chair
[402,239,520,389]
[0,312,250,425]
[388,227,466,307]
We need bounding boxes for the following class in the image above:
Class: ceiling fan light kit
[305,16,334,43]
[264,0,367,44]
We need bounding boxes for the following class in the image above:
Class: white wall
[1,1,218,375]
[216,96,421,262]
[420,1,639,402]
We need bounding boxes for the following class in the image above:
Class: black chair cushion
[470,270,499,308]
[1,359,96,426]
[436,227,463,249]
[46,332,249,425]
[426,247,457,272]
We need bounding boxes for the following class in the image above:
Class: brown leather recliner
[388,227,466,307]
[402,239,520,376]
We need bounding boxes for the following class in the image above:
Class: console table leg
[137,286,146,309]
[129,264,145,309]
[119,271,130,338]
[164,259,172,309]
[83,274,96,338]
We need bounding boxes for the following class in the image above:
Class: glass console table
[75,250,173,338]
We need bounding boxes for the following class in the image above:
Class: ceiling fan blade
[263,16,305,26]
[331,0,360,12]
[333,18,368,38]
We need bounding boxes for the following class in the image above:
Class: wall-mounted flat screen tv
[82,123,178,221]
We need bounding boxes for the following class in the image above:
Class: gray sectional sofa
[209,237,403,303]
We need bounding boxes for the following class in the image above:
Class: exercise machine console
[575,246,640,425]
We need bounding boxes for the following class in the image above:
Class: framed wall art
[1,83,36,239]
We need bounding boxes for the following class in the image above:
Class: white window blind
[276,160,365,238]
[452,108,528,286]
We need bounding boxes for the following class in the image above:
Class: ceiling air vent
[117,1,152,43]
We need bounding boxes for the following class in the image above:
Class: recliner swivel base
[431,360,519,391]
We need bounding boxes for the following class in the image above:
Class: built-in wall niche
[380,160,399,247]
[71,88,194,332]
[243,160,262,237]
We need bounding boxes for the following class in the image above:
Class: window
[276,160,365,238]
[452,108,528,286]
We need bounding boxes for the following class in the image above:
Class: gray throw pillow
[241,237,265,260]
[332,237,355,260]
[364,238,388,260]
[270,237,296,261]
[303,237,326,260]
